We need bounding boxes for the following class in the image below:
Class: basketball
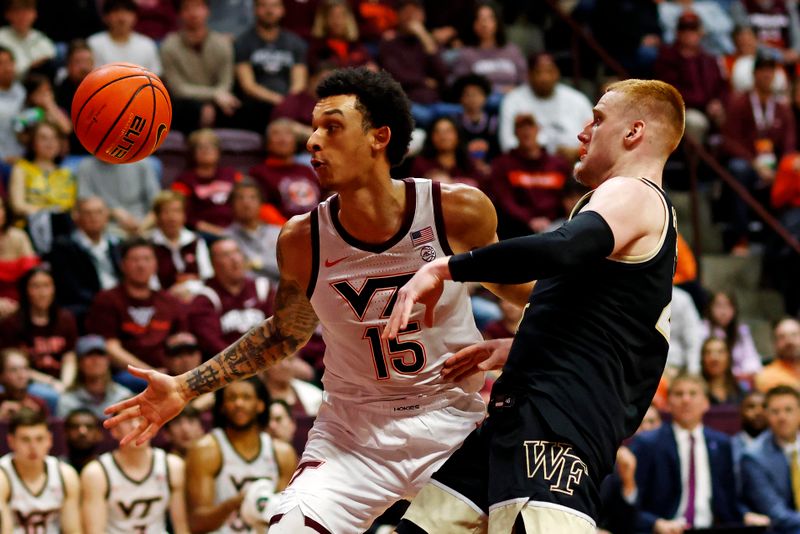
[71,63,172,164]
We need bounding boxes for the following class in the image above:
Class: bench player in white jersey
[104,67,531,533]
[185,378,296,533]
[80,415,189,534]
[0,409,81,534]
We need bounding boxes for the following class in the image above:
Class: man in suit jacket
[631,373,766,533]
[742,385,800,534]
[47,197,121,326]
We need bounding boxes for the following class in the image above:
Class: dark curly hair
[316,67,414,167]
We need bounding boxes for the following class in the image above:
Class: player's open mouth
[310,159,325,169]
[578,145,588,159]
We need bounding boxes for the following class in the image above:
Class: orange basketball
[71,63,172,164]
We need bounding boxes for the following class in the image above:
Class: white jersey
[212,428,280,534]
[0,454,64,534]
[309,178,484,402]
[97,448,171,534]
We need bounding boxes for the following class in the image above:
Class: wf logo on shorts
[523,441,588,496]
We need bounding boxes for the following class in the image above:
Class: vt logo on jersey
[117,496,163,519]
[331,273,414,321]
[15,508,59,534]
[523,441,588,496]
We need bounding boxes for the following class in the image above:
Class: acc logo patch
[420,245,436,262]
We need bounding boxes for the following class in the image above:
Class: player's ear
[371,126,391,154]
[623,120,645,148]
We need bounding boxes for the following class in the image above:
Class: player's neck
[224,426,261,456]
[116,444,152,466]
[109,30,132,43]
[124,280,151,300]
[604,154,664,188]
[183,25,208,45]
[335,177,406,244]
[12,457,45,480]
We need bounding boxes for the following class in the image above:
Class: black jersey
[494,177,677,478]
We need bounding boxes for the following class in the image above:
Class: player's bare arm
[80,461,109,534]
[0,470,12,534]
[166,454,190,534]
[103,215,319,445]
[186,434,242,532]
[274,440,299,491]
[440,183,534,307]
[59,462,82,534]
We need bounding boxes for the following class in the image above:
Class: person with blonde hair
[307,0,373,70]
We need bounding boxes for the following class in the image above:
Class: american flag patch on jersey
[411,226,434,246]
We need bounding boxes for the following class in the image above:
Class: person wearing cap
[165,332,214,412]
[658,0,735,56]
[498,52,593,160]
[654,11,728,144]
[55,335,133,419]
[488,111,572,239]
[722,52,795,254]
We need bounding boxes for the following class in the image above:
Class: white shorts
[266,390,485,534]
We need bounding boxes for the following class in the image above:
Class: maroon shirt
[270,91,316,126]
[249,158,322,218]
[722,91,796,161]
[488,148,571,226]
[482,320,514,340]
[281,0,321,40]
[171,167,241,229]
[410,156,483,188]
[0,309,77,378]
[378,34,448,104]
[152,237,203,289]
[134,0,178,41]
[307,38,373,71]
[741,0,792,50]
[188,277,275,357]
[653,44,728,110]
[85,286,187,369]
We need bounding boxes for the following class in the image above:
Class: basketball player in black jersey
[385,79,685,533]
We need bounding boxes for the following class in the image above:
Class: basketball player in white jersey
[80,415,189,534]
[0,408,81,534]
[185,378,296,533]
[104,67,531,533]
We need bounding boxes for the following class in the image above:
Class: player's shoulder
[590,176,663,205]
[438,182,497,250]
[186,432,223,471]
[438,182,494,220]
[79,458,105,481]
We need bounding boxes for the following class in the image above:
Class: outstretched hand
[383,258,451,340]
[441,338,512,382]
[103,366,189,446]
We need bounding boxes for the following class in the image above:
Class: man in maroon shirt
[488,113,572,239]
[653,11,727,143]
[0,348,48,420]
[85,238,187,392]
[249,118,322,219]
[188,238,275,359]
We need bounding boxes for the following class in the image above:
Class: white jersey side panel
[212,428,279,534]
[97,448,171,534]
[0,454,64,534]
[310,178,484,402]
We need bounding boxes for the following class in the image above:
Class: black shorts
[401,393,600,533]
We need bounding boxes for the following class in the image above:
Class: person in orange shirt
[755,318,800,392]
[770,153,800,314]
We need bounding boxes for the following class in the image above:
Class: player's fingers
[478,352,507,372]
[126,365,152,380]
[444,344,485,368]
[135,422,159,446]
[424,304,435,328]
[118,423,145,447]
[103,400,141,424]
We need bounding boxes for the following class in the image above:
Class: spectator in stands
[249,118,321,219]
[281,0,320,40]
[352,0,396,45]
[54,40,94,155]
[134,0,178,40]
[88,0,162,75]
[225,179,282,280]
[308,0,373,70]
[0,196,38,318]
[260,354,323,418]
[62,408,103,472]
[722,53,795,254]
[164,332,213,412]
[659,0,736,56]
[732,0,800,64]
[489,112,571,239]
[666,285,704,376]
[0,46,24,163]
[56,334,133,419]
[453,74,500,170]
[653,11,728,143]
[234,0,308,132]
[598,445,639,534]
[0,347,48,419]
[756,317,800,391]
[701,337,747,405]
[165,405,206,457]
[771,149,800,315]
[267,398,296,444]
[161,0,240,134]
[449,1,526,103]
[0,408,82,534]
[741,385,800,533]
[34,0,103,43]
[410,116,483,187]
[85,238,187,391]
[631,373,762,532]
[47,196,121,324]
[726,25,789,95]
[76,157,159,237]
[591,0,661,78]
[377,0,450,127]
[270,60,335,141]
[188,237,274,358]
[16,73,73,139]
[733,390,767,464]
[149,190,213,291]
[207,0,253,37]
[701,291,763,378]
[638,403,663,433]
[171,129,241,237]
[498,52,593,160]
[0,265,77,411]
[0,0,55,80]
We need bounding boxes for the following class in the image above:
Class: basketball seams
[72,74,152,127]
[126,78,158,162]
[90,83,151,156]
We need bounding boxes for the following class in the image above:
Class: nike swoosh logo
[325,256,349,268]
[155,123,168,146]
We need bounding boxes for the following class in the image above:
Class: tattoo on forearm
[183,280,318,396]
